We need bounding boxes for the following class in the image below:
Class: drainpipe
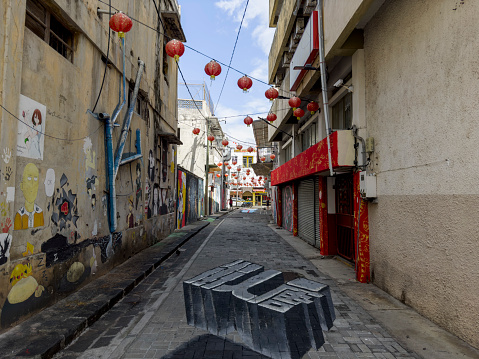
[111,37,127,124]
[114,59,145,177]
[318,0,334,177]
[352,125,367,170]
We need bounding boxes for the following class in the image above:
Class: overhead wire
[213,0,250,115]
[0,104,102,142]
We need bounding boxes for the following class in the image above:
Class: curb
[0,220,211,359]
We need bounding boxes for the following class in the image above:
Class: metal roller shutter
[298,178,316,246]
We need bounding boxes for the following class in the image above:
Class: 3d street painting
[183,260,336,359]
[17,95,46,161]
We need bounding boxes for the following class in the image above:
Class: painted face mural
[148,150,155,181]
[14,163,44,230]
[44,168,55,197]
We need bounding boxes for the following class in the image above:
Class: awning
[158,131,183,145]
[271,130,355,186]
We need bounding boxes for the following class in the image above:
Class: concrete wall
[364,0,479,348]
[0,0,180,330]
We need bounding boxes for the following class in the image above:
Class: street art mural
[282,185,293,233]
[44,168,55,197]
[177,169,203,228]
[1,262,49,328]
[126,196,136,228]
[183,260,336,359]
[83,137,98,209]
[17,95,46,160]
[135,162,142,211]
[51,173,79,233]
[177,170,186,228]
[198,179,204,218]
[14,163,44,230]
[186,173,198,224]
[159,188,174,215]
[0,233,12,265]
[57,261,92,293]
[2,147,12,164]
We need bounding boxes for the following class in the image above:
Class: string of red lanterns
[165,39,185,62]
[237,75,253,92]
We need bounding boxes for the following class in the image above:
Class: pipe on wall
[318,0,334,177]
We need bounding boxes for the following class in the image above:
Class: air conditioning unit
[359,171,377,198]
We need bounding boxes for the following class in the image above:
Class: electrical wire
[96,0,315,101]
[213,0,250,115]
[0,104,102,142]
[92,0,112,112]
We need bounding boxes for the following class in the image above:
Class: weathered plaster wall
[365,0,479,348]
[0,0,179,330]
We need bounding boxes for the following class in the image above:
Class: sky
[176,0,275,147]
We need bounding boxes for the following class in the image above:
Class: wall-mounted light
[334,79,353,92]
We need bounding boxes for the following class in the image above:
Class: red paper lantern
[207,135,215,142]
[294,108,305,120]
[260,156,266,162]
[244,116,253,127]
[288,96,301,110]
[192,127,200,135]
[265,87,279,101]
[237,75,253,92]
[237,166,241,171]
[109,12,133,38]
[224,161,229,166]
[165,39,185,62]
[266,113,277,123]
[270,154,276,160]
[307,101,320,114]
[204,60,221,80]
[259,176,263,180]
[236,145,243,150]
[216,174,221,177]
[264,176,268,180]
[225,174,228,177]
[222,139,229,146]
[232,160,237,165]
[218,162,223,167]
[247,147,254,153]
[227,165,232,170]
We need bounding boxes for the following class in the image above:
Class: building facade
[0,0,184,329]
[268,0,478,349]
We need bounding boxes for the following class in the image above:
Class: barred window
[25,0,74,62]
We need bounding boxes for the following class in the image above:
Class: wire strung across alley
[213,0,250,116]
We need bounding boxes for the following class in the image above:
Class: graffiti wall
[282,185,293,233]
[177,167,204,229]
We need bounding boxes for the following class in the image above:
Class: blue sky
[176,0,275,146]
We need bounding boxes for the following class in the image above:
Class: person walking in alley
[229,197,233,209]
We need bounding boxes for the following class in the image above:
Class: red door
[335,174,355,262]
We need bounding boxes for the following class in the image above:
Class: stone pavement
[58,209,437,359]
[2,209,479,359]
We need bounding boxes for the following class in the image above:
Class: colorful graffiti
[0,233,12,265]
[177,168,203,228]
[1,261,49,328]
[177,171,186,228]
[51,174,79,232]
[282,185,293,232]
[14,163,44,230]
[17,94,46,160]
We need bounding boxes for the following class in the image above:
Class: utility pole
[204,118,210,216]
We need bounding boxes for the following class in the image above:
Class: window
[284,145,292,163]
[332,92,352,130]
[128,83,148,120]
[25,0,74,62]
[301,122,317,152]
[243,156,253,168]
